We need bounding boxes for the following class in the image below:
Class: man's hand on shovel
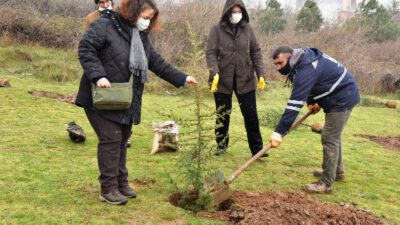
[308,104,321,115]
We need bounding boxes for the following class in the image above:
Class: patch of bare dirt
[28,90,76,104]
[77,187,97,197]
[356,135,400,150]
[199,191,387,225]
[133,177,156,187]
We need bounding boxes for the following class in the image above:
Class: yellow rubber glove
[308,104,321,115]
[211,73,219,93]
[270,132,283,148]
[257,77,266,90]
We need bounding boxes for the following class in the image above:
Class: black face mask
[278,60,292,76]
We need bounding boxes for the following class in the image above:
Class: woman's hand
[257,77,266,90]
[210,73,219,92]
[97,78,111,88]
[186,76,198,85]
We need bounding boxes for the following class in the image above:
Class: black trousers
[85,109,132,194]
[214,90,263,155]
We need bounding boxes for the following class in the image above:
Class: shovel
[204,110,314,206]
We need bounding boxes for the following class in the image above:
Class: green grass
[1,42,400,224]
[0,39,81,82]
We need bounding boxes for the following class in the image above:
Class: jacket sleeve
[275,65,319,135]
[78,18,108,82]
[206,26,220,77]
[148,43,187,88]
[249,26,265,79]
[83,17,90,31]
[306,96,316,106]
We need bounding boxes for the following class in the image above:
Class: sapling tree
[165,22,225,212]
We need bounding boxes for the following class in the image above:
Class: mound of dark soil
[356,135,400,150]
[199,191,387,225]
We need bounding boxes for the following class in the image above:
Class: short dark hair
[272,46,293,59]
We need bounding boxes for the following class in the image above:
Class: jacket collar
[101,11,133,43]
[220,20,246,38]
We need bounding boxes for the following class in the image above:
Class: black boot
[214,148,227,156]
[99,190,128,205]
[119,186,137,198]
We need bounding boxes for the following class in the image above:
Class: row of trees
[256,0,400,42]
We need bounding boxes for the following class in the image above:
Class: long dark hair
[119,0,161,31]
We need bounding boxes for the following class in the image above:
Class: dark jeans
[320,110,352,187]
[214,90,263,155]
[85,109,132,194]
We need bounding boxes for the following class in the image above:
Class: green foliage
[295,0,323,32]
[0,39,81,83]
[357,0,400,42]
[256,0,287,34]
[36,60,81,82]
[0,6,82,48]
[161,23,217,212]
[259,108,282,128]
[359,96,386,107]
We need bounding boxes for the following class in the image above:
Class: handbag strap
[129,74,133,85]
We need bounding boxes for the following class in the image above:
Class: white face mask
[98,5,112,12]
[137,18,151,31]
[230,12,242,24]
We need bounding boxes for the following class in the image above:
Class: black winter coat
[206,0,265,95]
[76,12,187,125]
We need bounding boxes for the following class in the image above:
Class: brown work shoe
[303,180,332,194]
[313,169,344,181]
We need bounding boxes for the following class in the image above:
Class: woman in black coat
[76,0,197,205]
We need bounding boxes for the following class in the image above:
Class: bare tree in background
[4,0,93,17]
[388,0,400,14]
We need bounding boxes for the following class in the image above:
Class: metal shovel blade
[204,169,233,206]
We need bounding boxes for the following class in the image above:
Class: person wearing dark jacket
[206,0,267,157]
[84,0,114,31]
[76,0,197,205]
[269,46,360,194]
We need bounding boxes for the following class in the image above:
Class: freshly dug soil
[356,135,400,150]
[199,191,387,225]
[28,90,76,104]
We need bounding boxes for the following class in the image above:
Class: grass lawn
[1,42,400,224]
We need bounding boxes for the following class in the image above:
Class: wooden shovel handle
[226,110,314,184]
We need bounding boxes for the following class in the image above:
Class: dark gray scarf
[129,28,148,83]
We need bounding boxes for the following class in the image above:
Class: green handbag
[91,75,133,110]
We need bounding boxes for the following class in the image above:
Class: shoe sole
[99,195,128,205]
[121,194,137,199]
[214,152,226,156]
[302,187,332,194]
